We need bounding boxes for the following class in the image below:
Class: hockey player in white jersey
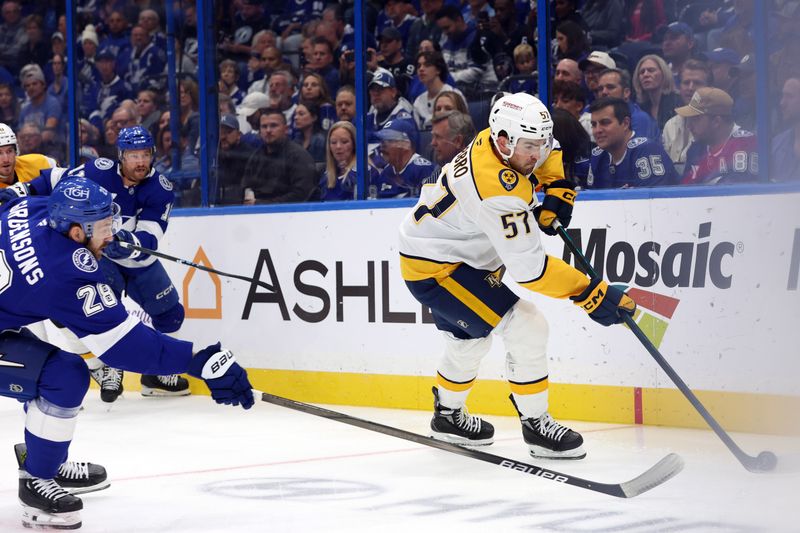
[398,93,636,459]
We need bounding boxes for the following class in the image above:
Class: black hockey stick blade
[553,221,778,472]
[117,242,275,291]
[257,390,684,498]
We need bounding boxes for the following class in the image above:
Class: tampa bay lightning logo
[94,158,114,170]
[72,249,98,273]
[159,175,174,191]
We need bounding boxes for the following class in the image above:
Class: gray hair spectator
[633,54,682,131]
[430,111,475,165]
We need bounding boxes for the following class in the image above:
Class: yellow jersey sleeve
[531,146,565,188]
[8,153,57,185]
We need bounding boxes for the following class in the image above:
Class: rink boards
[158,189,800,434]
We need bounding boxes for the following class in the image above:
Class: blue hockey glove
[535,179,576,235]
[188,342,254,410]
[102,229,141,260]
[571,278,636,327]
[0,182,32,205]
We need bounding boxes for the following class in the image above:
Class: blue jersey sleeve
[130,173,175,251]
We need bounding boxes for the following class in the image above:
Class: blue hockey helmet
[48,177,120,237]
[117,125,155,158]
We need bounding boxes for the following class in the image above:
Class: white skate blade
[64,480,110,495]
[528,444,587,460]
[20,505,81,530]
[430,431,494,447]
[140,387,191,397]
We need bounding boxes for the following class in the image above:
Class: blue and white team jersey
[374,153,436,199]
[586,136,679,189]
[0,198,192,374]
[366,99,415,143]
[27,158,175,270]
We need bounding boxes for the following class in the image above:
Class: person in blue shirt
[586,97,678,189]
[3,127,192,401]
[0,177,252,529]
[596,68,660,143]
[373,119,436,198]
[366,68,416,145]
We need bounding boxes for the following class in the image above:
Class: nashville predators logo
[498,169,519,191]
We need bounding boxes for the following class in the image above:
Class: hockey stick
[256,390,684,498]
[117,242,275,291]
[553,221,777,472]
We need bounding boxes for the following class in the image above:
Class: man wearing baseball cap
[367,68,415,143]
[678,87,759,185]
[372,119,434,198]
[579,51,616,100]
[662,22,695,83]
[379,26,414,96]
[217,113,249,205]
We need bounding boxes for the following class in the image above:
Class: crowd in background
[0,0,798,206]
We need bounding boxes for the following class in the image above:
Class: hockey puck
[756,451,778,471]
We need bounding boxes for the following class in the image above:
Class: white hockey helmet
[0,123,18,155]
[489,92,553,170]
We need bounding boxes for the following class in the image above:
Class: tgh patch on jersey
[498,169,519,191]
[72,248,99,273]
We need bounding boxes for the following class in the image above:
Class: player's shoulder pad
[627,136,648,149]
[732,128,755,138]
[591,146,604,157]
[467,130,533,202]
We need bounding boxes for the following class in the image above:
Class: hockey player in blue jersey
[0,177,253,529]
[586,97,679,189]
[1,126,191,401]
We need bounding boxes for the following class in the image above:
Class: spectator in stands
[219,59,245,106]
[49,32,66,75]
[17,121,63,162]
[624,0,667,42]
[265,70,296,124]
[320,120,359,201]
[662,59,712,175]
[633,54,681,131]
[335,86,356,123]
[596,68,659,142]
[110,105,138,133]
[379,27,415,97]
[705,47,740,95]
[178,78,200,149]
[770,4,800,95]
[121,24,167,93]
[678,87,759,185]
[499,43,534,93]
[579,51,616,101]
[216,113,250,205]
[88,48,132,131]
[366,68,415,142]
[587,97,678,188]
[552,107,591,187]
[380,0,418,44]
[308,36,340,98]
[0,0,25,74]
[293,101,327,164]
[488,0,533,59]
[555,58,582,85]
[435,5,498,98]
[18,64,61,145]
[553,79,590,138]
[136,89,161,134]
[47,53,67,124]
[554,21,589,63]
[661,22,696,84]
[138,9,166,49]
[373,119,435,198]
[581,0,625,49]
[772,76,800,181]
[413,50,465,131]
[0,82,18,130]
[99,10,131,59]
[432,90,469,116]
[21,14,48,69]
[730,53,757,132]
[247,45,287,96]
[464,0,494,29]
[430,110,475,165]
[79,118,100,151]
[406,0,444,60]
[299,71,336,132]
[78,25,100,87]
[239,31,274,92]
[551,0,588,34]
[242,108,318,204]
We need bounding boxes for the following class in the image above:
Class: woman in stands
[298,71,336,132]
[293,101,327,164]
[413,50,466,131]
[633,54,682,131]
[320,121,358,201]
[432,90,469,117]
[554,20,590,64]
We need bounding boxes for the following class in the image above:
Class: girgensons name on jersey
[6,200,43,285]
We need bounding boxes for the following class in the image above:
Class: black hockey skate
[19,473,82,530]
[430,387,494,446]
[510,395,586,459]
[140,374,191,397]
[15,443,110,495]
[90,366,124,403]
